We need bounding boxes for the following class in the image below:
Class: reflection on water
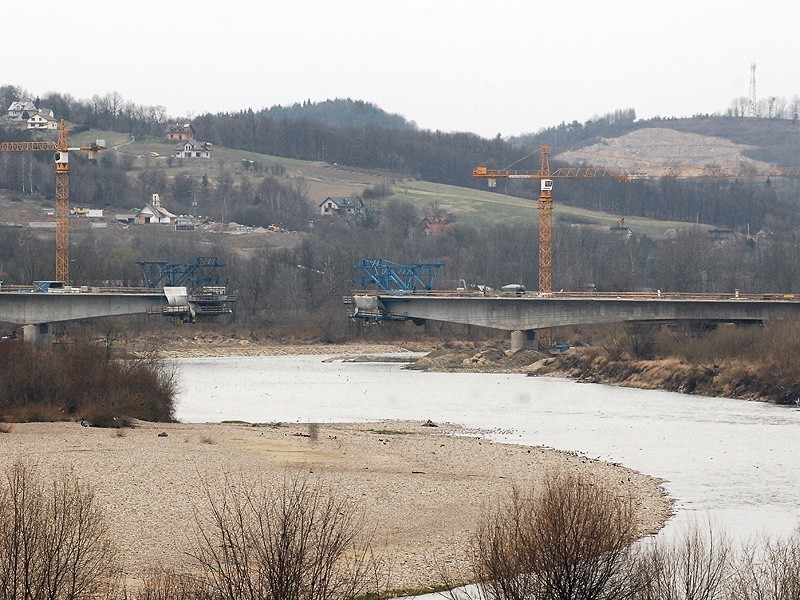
[175,355,800,539]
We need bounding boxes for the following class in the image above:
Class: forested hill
[257,98,412,130]
[193,104,800,184]
[6,83,800,210]
[510,108,800,166]
[191,97,520,187]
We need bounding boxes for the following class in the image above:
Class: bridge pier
[22,323,53,345]
[510,329,539,352]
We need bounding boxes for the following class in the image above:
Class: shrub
[636,521,732,600]
[729,531,800,599]
[0,342,177,425]
[455,472,640,600]
[362,181,393,199]
[192,473,382,600]
[130,569,209,600]
[0,461,120,599]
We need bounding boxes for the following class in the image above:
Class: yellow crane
[474,144,800,296]
[0,120,105,284]
[473,144,800,347]
[474,145,633,295]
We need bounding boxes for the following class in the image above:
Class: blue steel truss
[352,259,443,292]
[137,257,226,292]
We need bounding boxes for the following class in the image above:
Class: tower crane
[474,144,800,347]
[0,120,106,284]
[474,144,800,296]
[474,145,637,295]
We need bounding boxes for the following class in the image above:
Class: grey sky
[2,1,796,138]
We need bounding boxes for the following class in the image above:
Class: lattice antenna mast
[748,63,757,118]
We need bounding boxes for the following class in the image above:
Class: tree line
[4,195,800,341]
[0,84,170,138]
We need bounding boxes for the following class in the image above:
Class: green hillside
[98,133,701,237]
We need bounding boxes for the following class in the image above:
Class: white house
[26,108,58,130]
[138,194,177,224]
[175,140,211,159]
[319,196,364,216]
[7,100,37,120]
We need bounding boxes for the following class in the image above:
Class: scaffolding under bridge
[137,257,236,323]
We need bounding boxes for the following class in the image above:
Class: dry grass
[548,322,800,404]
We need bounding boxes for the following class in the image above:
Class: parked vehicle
[500,283,526,296]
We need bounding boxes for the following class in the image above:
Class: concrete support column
[510,329,539,352]
[22,323,53,345]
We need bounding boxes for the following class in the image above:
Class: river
[174,354,800,541]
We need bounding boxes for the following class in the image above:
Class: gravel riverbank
[0,420,671,592]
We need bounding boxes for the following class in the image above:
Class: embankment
[406,342,800,405]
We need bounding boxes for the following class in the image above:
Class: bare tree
[192,472,382,600]
[728,530,800,600]
[0,461,119,600]
[131,569,209,600]
[452,472,641,600]
[636,521,732,600]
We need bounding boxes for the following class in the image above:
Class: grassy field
[69,129,131,149]
[71,130,707,237]
[387,180,700,236]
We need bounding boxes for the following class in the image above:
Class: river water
[174,354,800,541]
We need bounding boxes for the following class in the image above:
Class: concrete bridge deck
[0,289,166,326]
[352,290,800,332]
[0,291,166,325]
[0,287,171,343]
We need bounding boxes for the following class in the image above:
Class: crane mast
[55,122,69,283]
[537,145,553,294]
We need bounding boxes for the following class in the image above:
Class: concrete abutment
[22,323,53,344]
[510,329,539,352]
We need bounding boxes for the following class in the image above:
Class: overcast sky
[2,1,798,138]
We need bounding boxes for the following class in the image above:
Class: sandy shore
[0,420,671,592]
[125,335,428,359]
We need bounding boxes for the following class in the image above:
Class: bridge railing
[1,284,158,294]
[350,289,800,302]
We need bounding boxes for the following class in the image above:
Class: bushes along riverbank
[0,341,177,425]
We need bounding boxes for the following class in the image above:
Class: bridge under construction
[349,290,800,351]
[0,283,235,343]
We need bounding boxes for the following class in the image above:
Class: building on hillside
[27,108,58,130]
[710,228,735,242]
[165,123,195,140]
[175,140,211,159]
[138,194,177,225]
[7,100,37,120]
[421,214,454,236]
[319,196,364,216]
